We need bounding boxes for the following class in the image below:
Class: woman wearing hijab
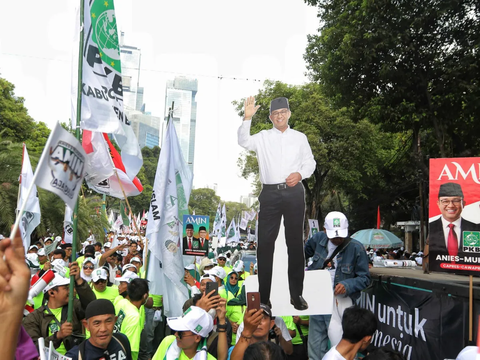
[225,270,245,345]
[80,257,96,283]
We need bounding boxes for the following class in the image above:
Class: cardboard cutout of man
[238,96,316,310]
[183,223,199,252]
[198,226,209,251]
[429,182,480,268]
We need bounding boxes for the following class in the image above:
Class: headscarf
[225,271,239,296]
[80,258,96,282]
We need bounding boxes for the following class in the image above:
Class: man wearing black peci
[429,182,480,271]
[238,96,316,310]
[183,223,199,252]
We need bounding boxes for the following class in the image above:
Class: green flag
[120,202,129,226]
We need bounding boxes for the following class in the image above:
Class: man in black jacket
[66,299,132,360]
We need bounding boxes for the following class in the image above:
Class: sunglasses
[230,276,238,280]
[94,279,107,284]
[83,266,94,270]
[176,331,196,339]
[218,258,226,261]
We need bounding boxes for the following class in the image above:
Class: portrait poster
[429,158,480,274]
[182,214,210,256]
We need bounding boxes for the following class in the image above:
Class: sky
[0,0,319,202]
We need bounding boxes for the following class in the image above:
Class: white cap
[37,248,46,256]
[167,306,213,338]
[456,346,478,360]
[185,263,196,271]
[92,268,108,282]
[83,257,96,266]
[217,253,226,259]
[55,236,62,242]
[29,245,38,251]
[115,270,139,285]
[25,253,40,268]
[324,211,349,239]
[207,266,226,280]
[233,260,244,273]
[200,274,216,283]
[44,274,70,293]
[130,256,142,264]
[104,242,112,248]
[122,263,137,273]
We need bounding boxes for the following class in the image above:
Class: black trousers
[257,182,306,304]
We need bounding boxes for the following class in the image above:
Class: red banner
[429,158,480,274]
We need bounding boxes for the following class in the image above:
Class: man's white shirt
[440,216,462,250]
[322,346,346,360]
[238,120,315,184]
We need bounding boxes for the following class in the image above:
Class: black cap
[438,182,463,197]
[186,224,194,229]
[270,97,290,113]
[199,226,206,231]
[85,299,116,319]
[260,303,273,318]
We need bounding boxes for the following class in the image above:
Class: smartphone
[247,292,260,312]
[206,281,218,297]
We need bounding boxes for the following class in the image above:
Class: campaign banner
[182,215,210,256]
[359,280,464,360]
[429,158,480,274]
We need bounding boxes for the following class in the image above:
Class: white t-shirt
[235,316,292,344]
[322,346,346,360]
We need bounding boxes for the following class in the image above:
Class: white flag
[247,209,257,221]
[113,214,123,231]
[63,205,74,244]
[113,121,143,179]
[239,214,248,230]
[18,144,41,254]
[308,219,320,238]
[212,202,222,236]
[226,218,239,243]
[221,204,227,237]
[80,0,124,135]
[146,119,193,317]
[34,123,87,209]
[108,210,115,227]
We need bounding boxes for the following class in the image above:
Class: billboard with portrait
[429,158,480,274]
[182,214,210,256]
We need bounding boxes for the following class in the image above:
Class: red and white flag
[82,130,143,199]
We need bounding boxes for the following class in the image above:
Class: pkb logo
[463,232,480,253]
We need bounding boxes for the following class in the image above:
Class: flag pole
[67,0,85,323]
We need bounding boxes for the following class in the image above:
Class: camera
[269,324,277,339]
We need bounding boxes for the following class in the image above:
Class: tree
[188,188,220,231]
[224,201,249,225]
[303,0,480,167]
[0,78,38,143]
